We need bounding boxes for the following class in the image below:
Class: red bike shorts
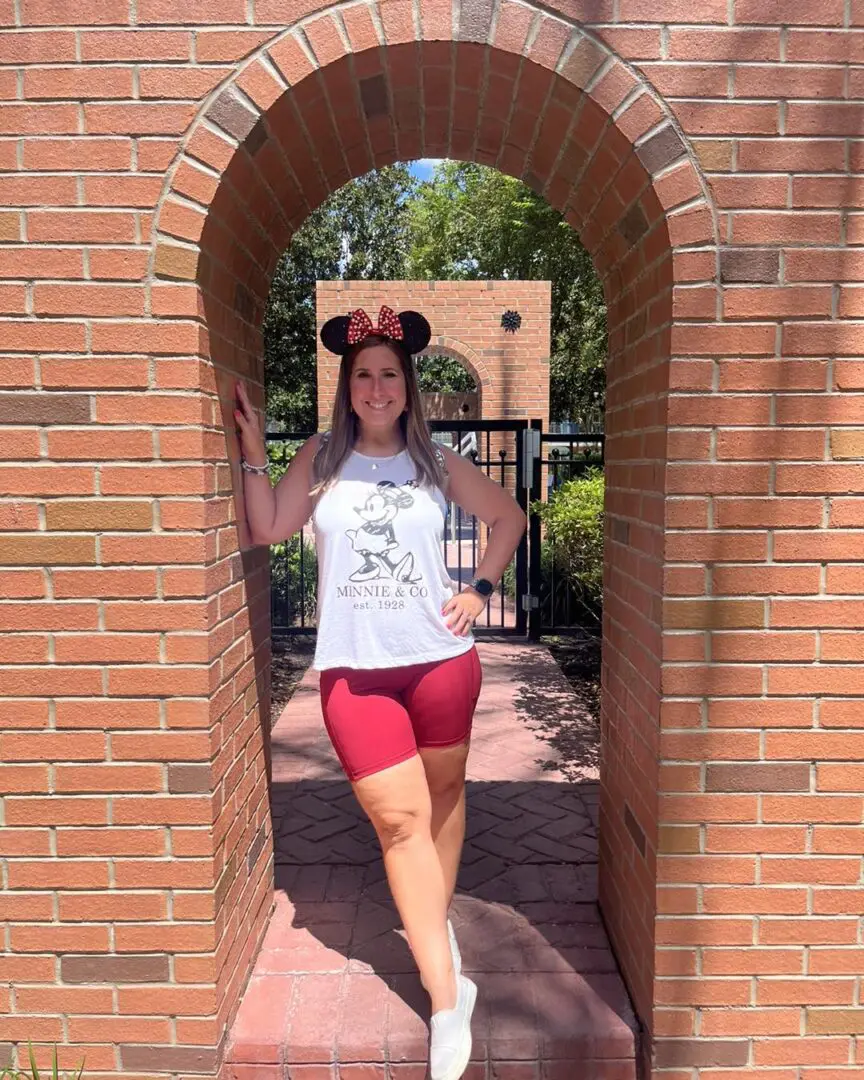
[319,646,482,782]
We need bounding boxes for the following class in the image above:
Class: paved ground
[226,640,637,1079]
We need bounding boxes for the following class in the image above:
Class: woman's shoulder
[290,431,326,461]
[277,433,326,485]
[439,443,469,474]
[296,431,327,461]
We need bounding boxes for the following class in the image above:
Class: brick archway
[149,11,715,1063]
[421,339,488,391]
[3,3,858,1078]
[417,340,488,422]
[418,341,483,410]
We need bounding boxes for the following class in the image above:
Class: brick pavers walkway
[227,641,638,1079]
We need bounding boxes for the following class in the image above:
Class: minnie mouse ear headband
[320,305,431,356]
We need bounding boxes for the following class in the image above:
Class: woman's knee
[352,755,433,846]
[372,804,431,847]
[419,744,469,798]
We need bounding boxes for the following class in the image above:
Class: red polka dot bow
[346,305,405,345]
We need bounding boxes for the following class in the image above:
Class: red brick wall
[0,4,862,1079]
[420,392,479,420]
[316,279,551,430]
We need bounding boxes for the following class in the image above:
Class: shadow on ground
[511,632,601,781]
[230,637,636,1072]
[266,772,634,1061]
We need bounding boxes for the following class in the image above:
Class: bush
[266,437,302,484]
[1,1042,84,1079]
[271,533,318,628]
[532,468,604,624]
[502,558,516,599]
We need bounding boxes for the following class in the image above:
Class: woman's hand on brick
[235,380,267,467]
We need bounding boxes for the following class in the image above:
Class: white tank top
[310,444,475,671]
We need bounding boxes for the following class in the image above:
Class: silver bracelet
[240,458,270,475]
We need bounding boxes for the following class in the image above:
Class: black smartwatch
[470,577,494,597]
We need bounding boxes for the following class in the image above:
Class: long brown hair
[311,335,446,494]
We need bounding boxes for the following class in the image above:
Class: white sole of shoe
[438,977,477,1080]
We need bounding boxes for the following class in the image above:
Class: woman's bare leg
[418,742,470,908]
[352,755,456,1012]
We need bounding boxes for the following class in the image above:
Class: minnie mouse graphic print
[311,445,475,671]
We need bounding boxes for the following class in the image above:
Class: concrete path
[226,640,637,1079]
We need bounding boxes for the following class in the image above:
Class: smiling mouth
[366,402,392,410]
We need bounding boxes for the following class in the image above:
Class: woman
[235,305,527,1080]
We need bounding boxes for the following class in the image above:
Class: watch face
[472,578,494,596]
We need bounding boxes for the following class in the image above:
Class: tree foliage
[263,160,606,428]
[415,353,476,393]
[263,164,416,430]
[408,162,606,423]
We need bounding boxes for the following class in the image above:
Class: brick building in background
[315,279,551,430]
[0,2,863,1078]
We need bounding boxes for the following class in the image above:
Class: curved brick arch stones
[145,14,714,1072]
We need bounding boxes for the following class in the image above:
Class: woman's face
[349,342,408,432]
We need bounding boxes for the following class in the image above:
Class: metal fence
[265,433,317,633]
[429,420,530,636]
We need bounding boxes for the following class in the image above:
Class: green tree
[415,353,476,393]
[263,165,416,430]
[407,162,606,423]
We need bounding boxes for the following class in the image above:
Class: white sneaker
[447,918,462,975]
[429,973,477,1080]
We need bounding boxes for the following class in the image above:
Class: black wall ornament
[501,309,522,333]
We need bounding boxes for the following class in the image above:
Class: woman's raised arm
[235,379,321,545]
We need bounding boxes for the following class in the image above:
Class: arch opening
[417,345,480,421]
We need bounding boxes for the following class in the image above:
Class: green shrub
[502,559,514,599]
[271,532,318,628]
[1,1042,84,1079]
[532,468,604,623]
[266,437,302,484]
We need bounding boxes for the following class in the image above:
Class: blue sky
[408,158,442,181]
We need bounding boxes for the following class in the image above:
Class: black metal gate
[267,422,604,639]
[429,419,531,636]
